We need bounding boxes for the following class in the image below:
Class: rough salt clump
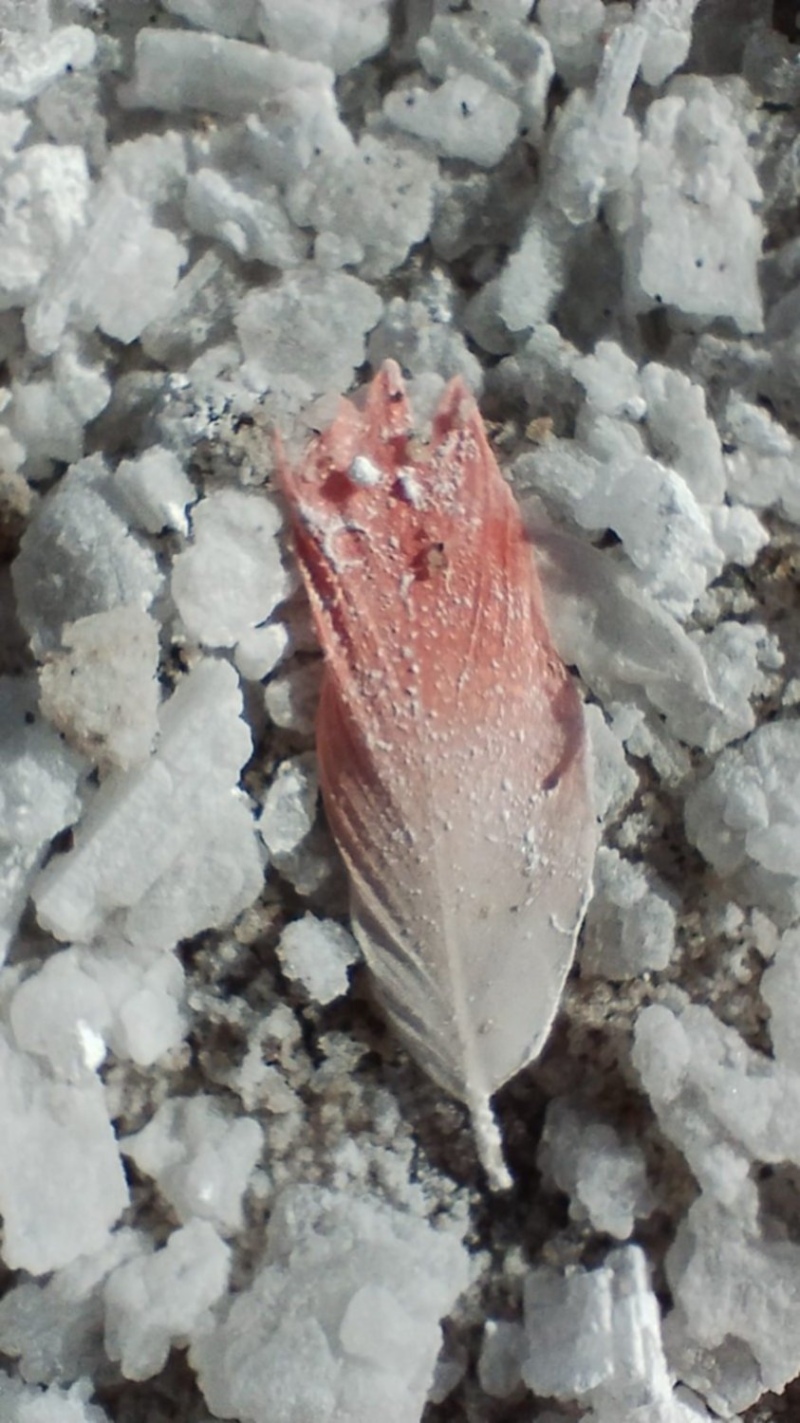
[235,268,382,408]
[665,1186,800,1414]
[581,847,676,977]
[38,606,160,772]
[722,393,800,523]
[172,489,293,650]
[120,28,333,118]
[9,943,186,1076]
[122,1095,263,1235]
[258,751,336,896]
[620,76,764,332]
[10,334,112,482]
[0,1374,110,1423]
[684,719,800,923]
[761,927,800,1074]
[0,1029,128,1275]
[285,135,437,280]
[0,1229,142,1389]
[0,25,96,105]
[0,676,84,963]
[639,360,726,505]
[536,0,606,87]
[537,1097,653,1239]
[33,659,265,950]
[190,1183,469,1423]
[276,914,360,1005]
[111,447,196,537]
[185,168,306,269]
[257,0,391,74]
[418,11,554,141]
[103,1221,230,1382]
[521,1246,681,1420]
[12,455,163,653]
[652,620,779,754]
[0,144,91,312]
[264,660,324,737]
[632,1002,800,1204]
[367,291,483,393]
[636,0,703,87]
[384,73,520,169]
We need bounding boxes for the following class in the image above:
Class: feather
[277,361,596,1188]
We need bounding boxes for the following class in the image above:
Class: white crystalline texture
[26,177,188,356]
[163,0,261,38]
[172,489,293,649]
[33,659,265,950]
[103,1221,230,1382]
[636,0,702,86]
[285,135,436,280]
[0,677,83,964]
[235,621,289,682]
[581,847,676,977]
[544,26,643,226]
[10,943,186,1076]
[583,704,638,823]
[258,750,335,896]
[477,1319,527,1399]
[573,340,646,421]
[141,249,243,368]
[684,719,800,922]
[653,620,778,754]
[11,335,112,481]
[264,659,324,736]
[121,27,333,117]
[0,1028,128,1274]
[112,447,196,536]
[536,0,605,86]
[0,145,91,311]
[38,606,160,772]
[498,218,565,332]
[666,1190,800,1410]
[762,928,800,1074]
[526,430,723,617]
[235,268,382,407]
[384,73,520,168]
[538,1097,653,1239]
[277,913,360,1005]
[639,360,726,505]
[368,292,483,392]
[189,1183,469,1423]
[722,394,800,523]
[0,25,96,106]
[522,1247,674,1415]
[632,1001,800,1202]
[185,168,305,268]
[0,1229,142,1388]
[418,11,554,141]
[257,0,391,73]
[622,78,764,332]
[0,1375,110,1423]
[11,451,161,652]
[122,1095,264,1234]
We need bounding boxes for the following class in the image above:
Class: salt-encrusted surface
[0,3,799,1422]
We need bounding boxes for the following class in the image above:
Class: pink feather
[277,361,596,1187]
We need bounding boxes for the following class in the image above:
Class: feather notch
[277,361,596,1188]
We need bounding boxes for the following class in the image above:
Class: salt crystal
[582,848,677,977]
[236,268,382,407]
[0,145,90,310]
[722,393,800,523]
[104,1220,230,1381]
[234,621,289,682]
[640,361,726,504]
[477,1319,527,1399]
[172,489,292,649]
[538,1097,653,1239]
[760,927,800,1074]
[384,73,520,168]
[259,752,319,861]
[163,0,260,39]
[0,676,83,963]
[636,0,702,87]
[38,606,160,772]
[123,1095,263,1234]
[121,27,333,118]
[264,660,323,736]
[276,913,359,1005]
[522,1265,614,1396]
[190,1183,469,1423]
[0,1374,110,1422]
[536,0,605,87]
[0,25,96,106]
[112,447,195,537]
[33,659,264,949]
[0,1029,128,1274]
[257,0,391,74]
[185,168,305,268]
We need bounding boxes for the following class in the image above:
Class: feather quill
[277,362,596,1187]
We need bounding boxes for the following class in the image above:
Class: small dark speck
[718,261,727,272]
[65,63,74,74]
[695,257,704,268]
[313,146,322,157]
[654,294,663,303]
[722,442,737,455]
[404,94,416,107]
[24,710,35,725]
[460,100,471,117]
[389,389,404,403]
